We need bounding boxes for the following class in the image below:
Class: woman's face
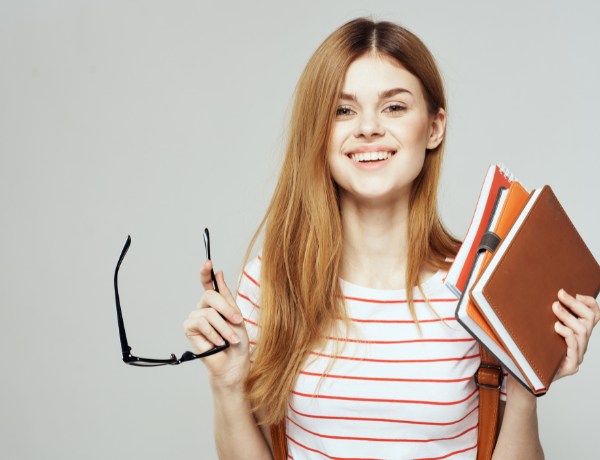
[327,54,445,204]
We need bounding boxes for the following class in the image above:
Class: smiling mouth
[347,151,396,162]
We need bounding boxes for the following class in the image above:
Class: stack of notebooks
[446,165,600,396]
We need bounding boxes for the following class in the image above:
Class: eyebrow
[338,87,412,102]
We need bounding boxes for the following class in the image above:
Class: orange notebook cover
[466,182,530,350]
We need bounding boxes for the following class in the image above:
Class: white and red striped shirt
[236,254,507,460]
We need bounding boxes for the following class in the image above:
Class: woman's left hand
[552,289,600,381]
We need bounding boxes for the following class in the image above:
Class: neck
[338,187,416,290]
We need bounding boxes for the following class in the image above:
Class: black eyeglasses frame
[113,228,229,367]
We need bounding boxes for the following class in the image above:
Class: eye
[384,103,407,115]
[335,106,355,118]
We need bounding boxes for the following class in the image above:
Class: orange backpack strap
[271,419,288,460]
[269,345,502,460]
[476,344,503,460]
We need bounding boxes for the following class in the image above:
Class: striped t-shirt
[236,254,507,460]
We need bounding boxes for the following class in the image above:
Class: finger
[576,294,600,327]
[189,309,240,346]
[205,308,241,344]
[215,270,238,306]
[553,301,588,340]
[554,321,581,374]
[558,290,595,324]
[197,315,227,347]
[198,290,243,325]
[183,317,218,354]
[200,259,216,292]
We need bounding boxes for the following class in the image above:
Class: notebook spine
[497,163,517,183]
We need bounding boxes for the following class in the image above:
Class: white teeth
[349,151,394,162]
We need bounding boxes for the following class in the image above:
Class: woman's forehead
[340,55,422,102]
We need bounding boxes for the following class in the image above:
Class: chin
[348,186,405,204]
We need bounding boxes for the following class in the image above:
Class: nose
[353,110,384,139]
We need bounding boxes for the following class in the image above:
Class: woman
[183,17,599,459]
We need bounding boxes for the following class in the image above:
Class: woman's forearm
[211,383,272,460]
[491,376,544,460]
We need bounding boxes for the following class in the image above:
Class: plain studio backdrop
[1,1,599,459]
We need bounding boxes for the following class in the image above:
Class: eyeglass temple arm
[203,228,219,293]
[114,235,133,358]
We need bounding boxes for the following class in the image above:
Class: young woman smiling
[183,17,600,460]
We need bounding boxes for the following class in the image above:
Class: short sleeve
[499,366,508,401]
[235,254,262,353]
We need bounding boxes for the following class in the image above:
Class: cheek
[327,149,344,186]
[326,126,349,183]
[392,114,430,149]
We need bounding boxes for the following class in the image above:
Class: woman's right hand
[183,260,250,390]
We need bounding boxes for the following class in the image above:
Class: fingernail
[560,289,571,299]
[217,337,225,345]
[576,294,585,301]
[231,333,240,343]
[233,313,242,324]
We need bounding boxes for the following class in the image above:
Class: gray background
[1,1,598,459]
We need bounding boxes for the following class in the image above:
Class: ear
[426,107,446,150]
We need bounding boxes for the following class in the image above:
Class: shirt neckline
[339,269,446,300]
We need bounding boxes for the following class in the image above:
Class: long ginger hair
[237,17,461,425]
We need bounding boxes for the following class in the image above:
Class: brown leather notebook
[469,185,600,395]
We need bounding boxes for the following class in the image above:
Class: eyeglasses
[113,228,229,366]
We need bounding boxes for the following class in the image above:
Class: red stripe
[286,435,477,460]
[501,391,507,397]
[237,292,260,309]
[244,317,259,326]
[309,351,480,364]
[344,296,457,304]
[287,416,477,443]
[243,270,260,287]
[299,370,474,383]
[288,401,478,426]
[349,317,457,324]
[326,336,475,345]
[257,255,262,261]
[287,435,382,460]
[291,387,478,406]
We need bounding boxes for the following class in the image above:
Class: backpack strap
[269,345,502,460]
[476,344,503,460]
